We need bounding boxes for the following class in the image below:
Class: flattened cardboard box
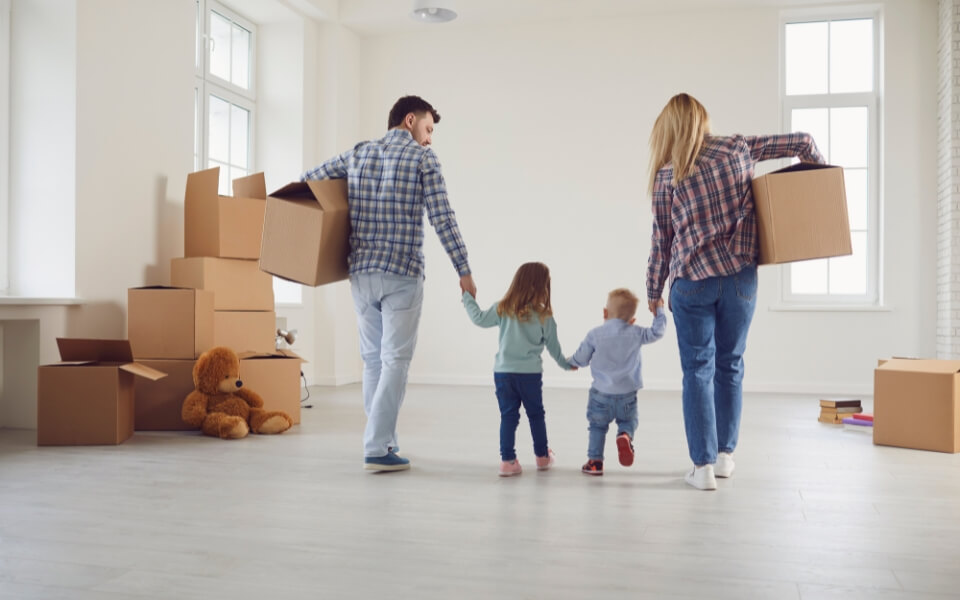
[213,310,276,354]
[185,167,267,259]
[38,339,167,446]
[874,358,960,453]
[134,359,196,431]
[128,287,214,359]
[240,350,304,424]
[171,256,274,311]
[259,178,350,287]
[752,164,852,265]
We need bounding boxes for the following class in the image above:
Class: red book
[852,413,874,422]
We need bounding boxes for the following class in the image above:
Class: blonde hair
[648,93,711,193]
[497,262,553,324]
[606,288,639,321]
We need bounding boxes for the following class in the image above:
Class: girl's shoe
[581,459,603,476]
[536,449,556,471]
[499,459,522,477]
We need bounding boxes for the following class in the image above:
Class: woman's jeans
[669,264,757,466]
[494,372,547,461]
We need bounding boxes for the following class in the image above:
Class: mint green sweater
[462,291,572,374]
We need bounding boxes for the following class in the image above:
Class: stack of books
[818,397,862,424]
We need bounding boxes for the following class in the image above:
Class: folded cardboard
[134,359,196,431]
[185,167,266,259]
[37,339,167,446]
[873,358,960,453]
[239,350,304,424]
[752,164,852,265]
[214,310,276,354]
[171,256,274,311]
[259,178,350,286]
[128,287,214,359]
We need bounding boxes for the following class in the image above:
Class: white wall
[353,0,938,395]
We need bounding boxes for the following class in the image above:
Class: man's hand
[649,298,665,314]
[460,274,477,298]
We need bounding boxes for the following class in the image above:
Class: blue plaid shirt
[302,129,471,278]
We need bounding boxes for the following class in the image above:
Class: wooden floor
[1,384,959,599]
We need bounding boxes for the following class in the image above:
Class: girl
[462,262,575,476]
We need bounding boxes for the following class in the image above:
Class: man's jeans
[586,388,638,461]
[351,273,424,458]
[669,264,757,466]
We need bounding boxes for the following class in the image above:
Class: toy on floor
[182,346,293,439]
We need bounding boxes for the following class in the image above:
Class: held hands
[460,274,477,298]
[648,297,666,315]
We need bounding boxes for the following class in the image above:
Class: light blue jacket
[463,292,572,374]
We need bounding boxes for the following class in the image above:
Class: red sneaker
[581,459,603,476]
[616,432,635,466]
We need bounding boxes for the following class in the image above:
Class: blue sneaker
[364,451,411,472]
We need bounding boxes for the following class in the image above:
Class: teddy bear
[182,346,293,439]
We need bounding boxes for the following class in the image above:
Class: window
[195,0,255,195]
[781,13,880,306]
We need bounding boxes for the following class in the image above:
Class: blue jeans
[669,264,757,466]
[586,388,638,461]
[493,372,548,461]
[351,273,424,458]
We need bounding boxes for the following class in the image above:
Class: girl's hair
[648,93,711,193]
[497,262,553,323]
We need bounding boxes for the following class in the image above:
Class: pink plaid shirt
[646,133,824,301]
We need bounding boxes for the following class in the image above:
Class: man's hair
[388,95,441,129]
[607,288,639,321]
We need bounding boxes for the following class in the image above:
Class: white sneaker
[685,464,717,490]
[715,452,735,478]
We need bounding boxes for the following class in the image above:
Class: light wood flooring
[1,384,959,599]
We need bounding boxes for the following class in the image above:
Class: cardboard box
[752,164,852,265]
[128,287,214,359]
[873,358,960,453]
[171,256,274,311]
[239,350,304,424]
[134,359,196,431]
[214,310,276,354]
[259,178,350,286]
[37,339,167,446]
[185,167,266,259]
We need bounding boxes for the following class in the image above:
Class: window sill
[0,296,83,306]
[768,303,891,312]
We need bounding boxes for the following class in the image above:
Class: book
[819,414,847,424]
[820,398,862,408]
[820,406,861,414]
[842,417,873,427]
[852,413,874,422]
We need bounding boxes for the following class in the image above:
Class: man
[303,95,476,472]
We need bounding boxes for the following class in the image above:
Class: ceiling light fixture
[411,0,457,23]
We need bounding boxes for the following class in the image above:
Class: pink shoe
[536,449,556,471]
[499,459,522,477]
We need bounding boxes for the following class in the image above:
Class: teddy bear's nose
[235,379,243,388]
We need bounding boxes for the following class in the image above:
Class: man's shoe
[616,432,635,466]
[684,464,717,490]
[581,459,603,476]
[499,459,522,477]
[715,452,735,478]
[363,451,411,472]
[536,449,556,471]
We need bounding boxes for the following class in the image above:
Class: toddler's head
[606,288,639,321]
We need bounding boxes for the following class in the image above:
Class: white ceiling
[226,0,866,33]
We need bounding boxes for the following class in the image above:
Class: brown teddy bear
[182,346,293,439]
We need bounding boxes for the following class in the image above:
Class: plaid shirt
[302,129,470,278]
[646,133,824,301]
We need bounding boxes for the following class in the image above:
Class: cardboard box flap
[233,172,266,200]
[57,338,134,363]
[877,358,960,374]
[130,285,192,291]
[238,349,306,362]
[119,362,168,381]
[270,181,317,201]
[186,167,219,203]
[771,162,839,175]
[307,179,348,212]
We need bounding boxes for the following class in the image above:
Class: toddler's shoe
[616,432,635,466]
[684,464,717,490]
[536,449,556,471]
[499,459,522,477]
[581,459,603,476]
[715,452,735,478]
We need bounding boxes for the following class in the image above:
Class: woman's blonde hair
[497,262,553,324]
[648,93,711,193]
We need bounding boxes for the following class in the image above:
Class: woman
[645,93,824,490]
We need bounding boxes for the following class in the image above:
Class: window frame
[778,9,882,308]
